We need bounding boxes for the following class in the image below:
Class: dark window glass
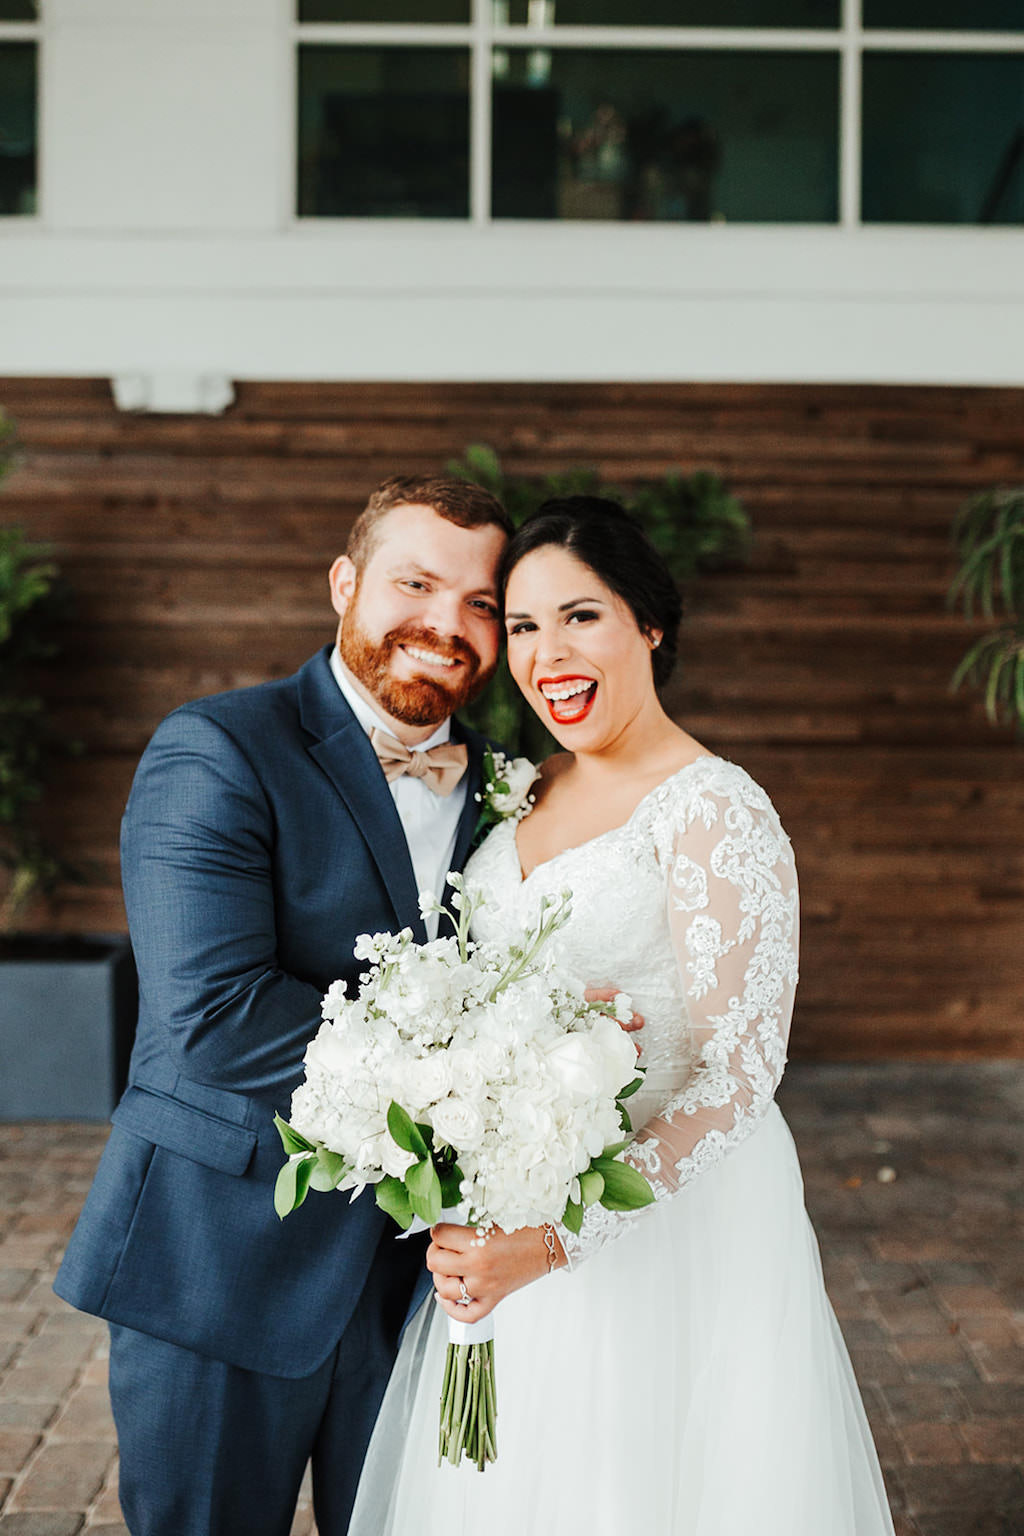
[299,1,469,20]
[492,48,839,222]
[298,46,470,217]
[0,2,37,18]
[0,43,36,216]
[864,0,1023,30]
[862,52,1024,223]
[496,0,838,23]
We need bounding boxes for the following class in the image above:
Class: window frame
[291,0,1024,227]
[0,2,41,222]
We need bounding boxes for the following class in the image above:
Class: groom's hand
[428,1222,567,1324]
[585,983,645,1054]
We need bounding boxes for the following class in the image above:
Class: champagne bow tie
[369,728,468,797]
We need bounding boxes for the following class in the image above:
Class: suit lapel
[298,650,427,942]
[449,724,486,879]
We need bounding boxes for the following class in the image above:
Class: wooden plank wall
[1,378,1021,1059]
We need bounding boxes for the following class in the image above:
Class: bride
[350,496,894,1535]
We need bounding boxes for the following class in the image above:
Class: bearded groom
[55,476,512,1536]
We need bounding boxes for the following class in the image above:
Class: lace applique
[683,913,725,997]
[671,853,708,913]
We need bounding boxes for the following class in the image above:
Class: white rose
[430,1096,486,1151]
[447,1048,487,1098]
[490,756,539,815]
[525,1159,566,1215]
[304,1022,361,1081]
[502,1087,556,1147]
[473,1038,510,1081]
[377,1135,418,1180]
[398,1054,453,1111]
[544,1034,604,1099]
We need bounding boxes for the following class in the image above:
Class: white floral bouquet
[274,873,653,1470]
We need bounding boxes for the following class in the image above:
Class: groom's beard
[339,611,493,727]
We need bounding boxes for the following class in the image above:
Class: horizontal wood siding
[2,379,1021,1059]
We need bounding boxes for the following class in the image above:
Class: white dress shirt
[329,647,467,940]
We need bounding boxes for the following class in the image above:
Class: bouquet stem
[438,1335,497,1471]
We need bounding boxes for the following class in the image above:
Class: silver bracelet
[542,1223,559,1273]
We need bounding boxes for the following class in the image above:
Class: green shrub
[0,413,81,925]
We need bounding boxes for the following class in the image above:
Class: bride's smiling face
[504,545,662,753]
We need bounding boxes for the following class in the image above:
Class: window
[0,0,37,216]
[294,1,1022,225]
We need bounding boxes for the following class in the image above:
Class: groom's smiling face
[329,502,505,740]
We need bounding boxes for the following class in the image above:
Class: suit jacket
[55,646,487,1378]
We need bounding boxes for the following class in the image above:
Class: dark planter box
[0,935,137,1121]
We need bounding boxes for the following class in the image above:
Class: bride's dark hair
[499,496,682,689]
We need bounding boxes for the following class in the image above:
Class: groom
[55,476,513,1536]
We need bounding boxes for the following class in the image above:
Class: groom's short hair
[347,476,513,572]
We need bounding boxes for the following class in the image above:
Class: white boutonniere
[473,746,539,842]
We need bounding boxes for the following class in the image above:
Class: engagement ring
[457,1278,473,1306]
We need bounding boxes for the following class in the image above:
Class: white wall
[1,0,1021,402]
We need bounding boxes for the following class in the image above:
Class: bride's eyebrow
[504,596,605,621]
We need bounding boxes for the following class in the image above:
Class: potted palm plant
[0,410,135,1120]
[948,486,1024,734]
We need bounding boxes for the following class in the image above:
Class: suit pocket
[112,1085,257,1176]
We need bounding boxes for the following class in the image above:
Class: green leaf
[375,1175,414,1230]
[274,1154,314,1219]
[438,1161,465,1209]
[618,1075,643,1100]
[600,1140,630,1159]
[619,1105,633,1134]
[561,1196,584,1234]
[594,1158,656,1211]
[407,1156,443,1225]
[309,1147,347,1192]
[579,1169,605,1207]
[273,1114,317,1156]
[387,1102,429,1159]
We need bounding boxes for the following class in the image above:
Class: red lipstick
[536,674,598,726]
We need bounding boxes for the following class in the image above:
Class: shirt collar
[330,645,453,750]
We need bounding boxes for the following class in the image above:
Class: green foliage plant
[948,486,1024,735]
[448,443,751,757]
[0,412,80,926]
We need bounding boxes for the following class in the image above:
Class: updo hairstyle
[499,496,682,689]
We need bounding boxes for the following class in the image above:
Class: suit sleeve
[121,706,324,1098]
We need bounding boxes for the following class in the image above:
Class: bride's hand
[427,1222,567,1324]
[585,983,645,1054]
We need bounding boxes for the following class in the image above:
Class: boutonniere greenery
[473,747,539,845]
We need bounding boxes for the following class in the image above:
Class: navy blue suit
[55,647,487,1534]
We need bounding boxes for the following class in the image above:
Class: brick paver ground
[0,1062,1021,1536]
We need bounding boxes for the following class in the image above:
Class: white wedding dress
[350,756,894,1536]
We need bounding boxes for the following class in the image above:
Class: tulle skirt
[349,1105,894,1536]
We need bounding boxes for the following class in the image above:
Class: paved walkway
[0,1063,1021,1536]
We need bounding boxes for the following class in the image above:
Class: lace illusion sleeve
[561,766,800,1268]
